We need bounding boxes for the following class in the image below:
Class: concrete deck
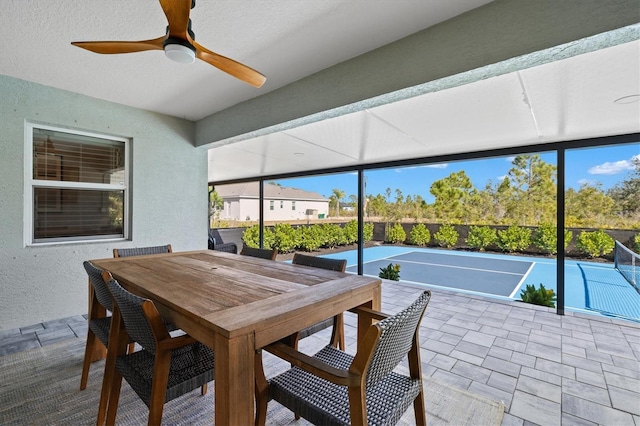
[1,281,638,425]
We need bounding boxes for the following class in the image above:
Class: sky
[273,142,640,203]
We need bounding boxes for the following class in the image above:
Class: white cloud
[425,163,447,169]
[588,157,637,175]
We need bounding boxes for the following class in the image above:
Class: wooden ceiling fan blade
[160,0,192,38]
[193,41,266,88]
[71,36,165,54]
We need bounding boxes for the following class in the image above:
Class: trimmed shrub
[409,223,430,246]
[466,225,496,251]
[273,223,297,253]
[242,225,260,248]
[532,223,573,255]
[497,225,531,252]
[379,263,401,281]
[242,225,275,249]
[363,222,374,242]
[321,223,346,248]
[388,223,407,244]
[297,225,324,252]
[576,229,614,257]
[520,283,556,308]
[434,224,459,248]
[343,220,359,244]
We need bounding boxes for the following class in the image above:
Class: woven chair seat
[269,346,422,426]
[116,342,214,407]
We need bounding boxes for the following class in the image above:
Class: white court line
[509,261,536,298]
[394,258,526,276]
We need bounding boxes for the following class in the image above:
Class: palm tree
[331,188,346,218]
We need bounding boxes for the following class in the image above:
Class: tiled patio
[1,281,639,425]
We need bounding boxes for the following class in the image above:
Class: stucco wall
[0,75,207,330]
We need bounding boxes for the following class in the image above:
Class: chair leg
[80,329,97,390]
[413,390,427,426]
[148,353,171,426]
[201,383,208,395]
[105,371,123,426]
[254,350,269,426]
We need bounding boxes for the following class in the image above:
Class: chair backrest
[209,229,224,250]
[240,246,278,260]
[104,276,169,353]
[292,253,347,272]
[360,290,431,387]
[113,244,172,258]
[83,261,114,312]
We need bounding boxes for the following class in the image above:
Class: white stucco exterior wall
[0,75,207,331]
[263,199,329,221]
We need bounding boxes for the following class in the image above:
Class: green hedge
[388,223,406,244]
[434,224,458,248]
[241,220,373,253]
[497,225,531,252]
[576,229,614,257]
[409,223,430,246]
[466,225,496,251]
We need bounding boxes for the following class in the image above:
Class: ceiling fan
[71,0,266,88]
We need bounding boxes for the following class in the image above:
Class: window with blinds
[28,125,128,243]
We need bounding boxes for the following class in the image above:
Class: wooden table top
[91,250,381,347]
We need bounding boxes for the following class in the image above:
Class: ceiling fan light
[164,43,196,64]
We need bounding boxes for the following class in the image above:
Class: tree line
[336,154,640,230]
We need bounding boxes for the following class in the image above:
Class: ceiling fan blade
[193,41,266,88]
[71,36,165,54]
[159,0,192,38]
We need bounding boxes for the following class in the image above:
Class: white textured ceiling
[0,0,492,121]
[2,1,638,184]
[209,39,640,182]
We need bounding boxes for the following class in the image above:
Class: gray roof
[215,182,329,201]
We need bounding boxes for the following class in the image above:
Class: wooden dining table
[91,249,381,425]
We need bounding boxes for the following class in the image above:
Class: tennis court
[319,245,640,322]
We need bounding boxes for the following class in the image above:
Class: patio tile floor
[1,281,638,425]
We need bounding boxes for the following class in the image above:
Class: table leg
[214,333,255,425]
[357,285,382,348]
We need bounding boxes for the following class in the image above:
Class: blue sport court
[318,246,640,322]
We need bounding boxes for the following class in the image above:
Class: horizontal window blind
[29,126,128,243]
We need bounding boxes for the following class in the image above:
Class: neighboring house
[215,183,329,222]
[340,202,355,213]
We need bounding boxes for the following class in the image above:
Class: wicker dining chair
[239,245,278,260]
[291,253,348,350]
[113,244,172,258]
[79,261,135,390]
[255,290,431,426]
[98,272,215,426]
[207,230,239,254]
